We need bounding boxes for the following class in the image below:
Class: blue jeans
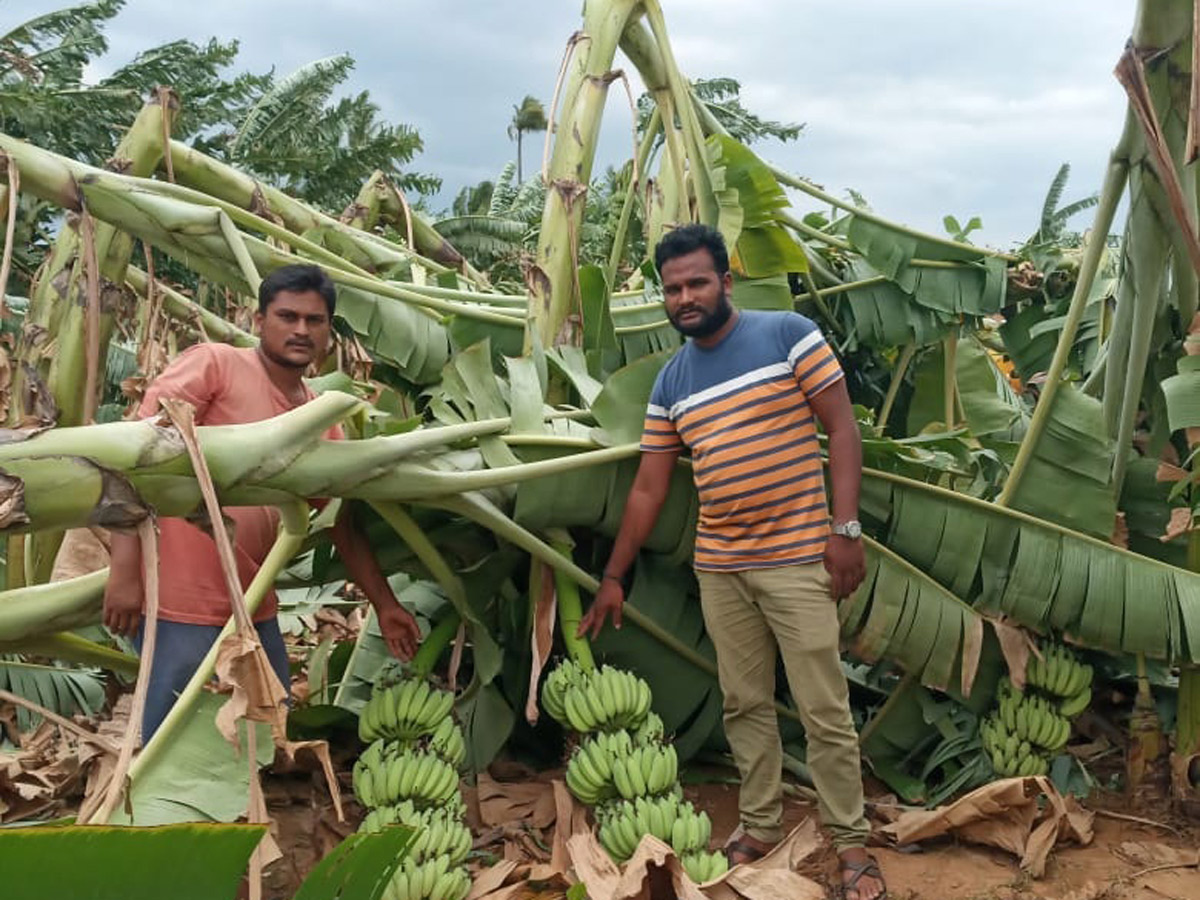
[134,618,291,742]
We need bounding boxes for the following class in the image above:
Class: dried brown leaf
[1159,507,1194,543]
[990,618,1036,692]
[525,561,557,726]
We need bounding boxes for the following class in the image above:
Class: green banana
[1059,685,1091,719]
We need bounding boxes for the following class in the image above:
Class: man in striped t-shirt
[580,225,884,900]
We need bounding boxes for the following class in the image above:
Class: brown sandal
[724,829,776,866]
[840,854,888,900]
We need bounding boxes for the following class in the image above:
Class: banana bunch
[565,730,634,805]
[381,854,471,900]
[1026,643,1093,700]
[611,742,678,800]
[632,711,665,746]
[353,746,460,808]
[595,796,674,859]
[541,659,586,725]
[424,717,466,770]
[595,796,712,862]
[359,678,455,743]
[559,665,653,734]
[980,722,1050,777]
[680,849,729,885]
[360,802,473,866]
[669,801,712,854]
[995,683,1071,751]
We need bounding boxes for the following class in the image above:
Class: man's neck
[692,307,740,349]
[255,346,306,398]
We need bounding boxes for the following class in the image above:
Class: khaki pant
[695,563,870,850]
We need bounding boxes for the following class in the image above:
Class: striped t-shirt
[640,310,844,571]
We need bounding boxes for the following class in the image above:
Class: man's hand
[824,534,866,601]
[103,578,143,637]
[376,601,421,661]
[577,579,625,640]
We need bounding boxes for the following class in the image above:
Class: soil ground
[263,762,1200,900]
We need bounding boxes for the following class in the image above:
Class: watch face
[836,521,862,539]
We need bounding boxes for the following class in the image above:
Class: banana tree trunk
[527,0,645,352]
[340,170,489,285]
[13,92,178,586]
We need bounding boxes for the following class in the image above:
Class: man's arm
[103,531,144,636]
[809,378,866,600]
[330,502,421,660]
[577,449,680,639]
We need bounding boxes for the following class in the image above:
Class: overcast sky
[7,1,1133,249]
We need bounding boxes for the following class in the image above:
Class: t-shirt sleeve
[783,314,844,398]
[138,344,223,420]
[639,370,684,454]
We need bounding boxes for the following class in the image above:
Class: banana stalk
[14,94,178,585]
[409,611,462,680]
[527,0,644,352]
[549,531,595,671]
[0,569,106,642]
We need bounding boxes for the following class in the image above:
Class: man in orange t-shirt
[103,264,420,740]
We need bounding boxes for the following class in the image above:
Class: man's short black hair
[653,224,730,277]
[258,264,337,316]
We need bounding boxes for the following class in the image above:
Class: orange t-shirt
[138,343,342,625]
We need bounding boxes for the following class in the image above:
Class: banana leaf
[1002,386,1117,537]
[610,289,680,365]
[109,693,274,826]
[838,259,956,348]
[839,539,985,695]
[0,658,106,731]
[512,451,697,564]
[292,828,416,900]
[907,336,1028,438]
[706,134,808,277]
[862,467,1200,662]
[844,215,989,277]
[1162,354,1200,431]
[0,823,266,900]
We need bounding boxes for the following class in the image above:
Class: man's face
[660,248,734,339]
[254,289,331,370]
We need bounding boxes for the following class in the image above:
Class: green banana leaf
[839,259,957,348]
[1003,386,1117,537]
[1162,354,1200,431]
[706,134,808,277]
[840,539,985,695]
[907,336,1028,439]
[0,823,414,900]
[109,693,274,826]
[0,823,267,900]
[862,467,1200,663]
[292,828,417,900]
[0,658,106,731]
[844,215,989,277]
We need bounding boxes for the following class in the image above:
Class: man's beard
[668,290,734,338]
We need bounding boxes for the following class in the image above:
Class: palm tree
[507,94,547,183]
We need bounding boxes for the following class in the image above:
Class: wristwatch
[832,520,862,540]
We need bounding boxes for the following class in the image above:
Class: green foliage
[0,823,413,900]
[226,56,439,212]
[637,76,803,147]
[0,657,105,732]
[109,693,274,826]
[0,822,267,900]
